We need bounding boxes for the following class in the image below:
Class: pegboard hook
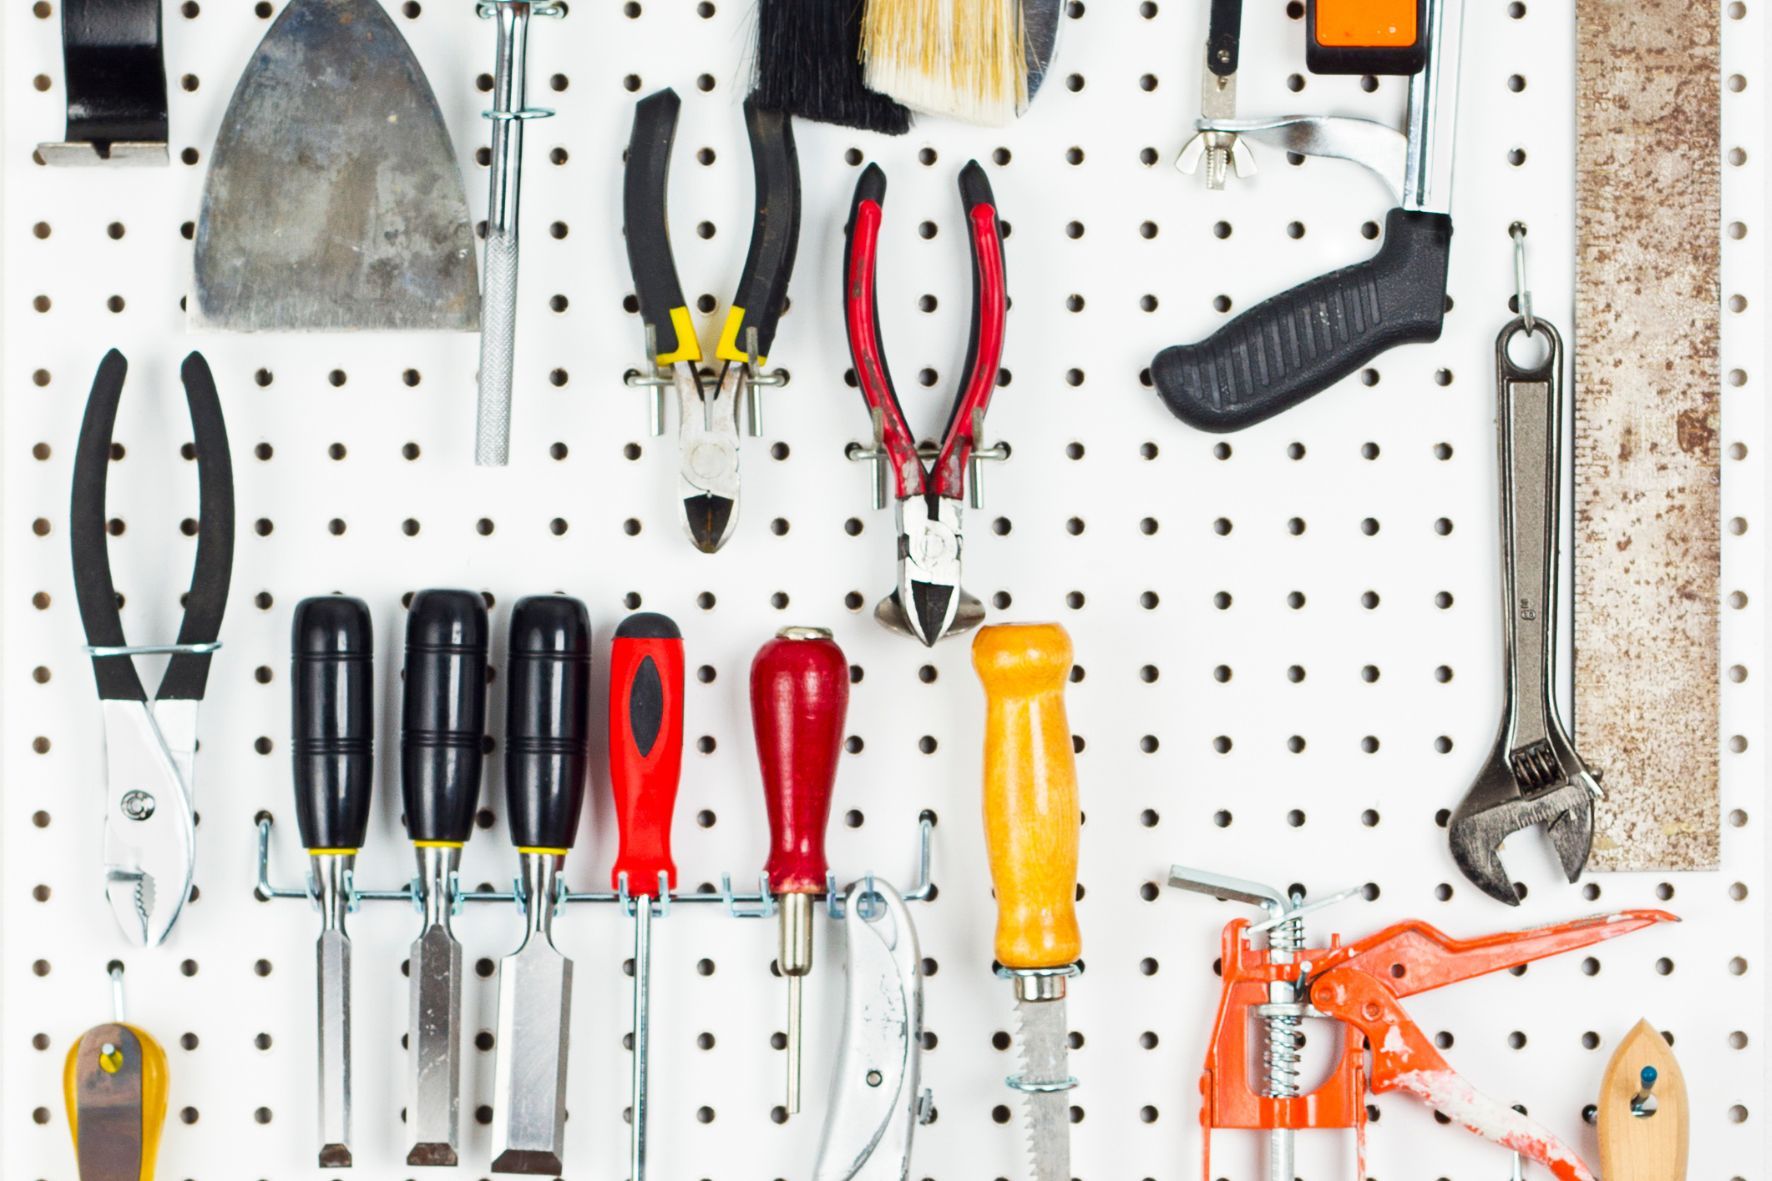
[255,811,936,919]
[624,323,673,436]
[847,415,1007,511]
[1510,221,1535,333]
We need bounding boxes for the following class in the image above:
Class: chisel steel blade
[407,920,462,1166]
[1013,998,1071,1181]
[317,928,353,1167]
[490,938,573,1175]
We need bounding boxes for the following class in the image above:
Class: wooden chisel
[290,595,375,1167]
[490,596,593,1175]
[401,590,490,1167]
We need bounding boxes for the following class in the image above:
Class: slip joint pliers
[71,349,234,948]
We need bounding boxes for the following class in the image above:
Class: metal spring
[1263,909,1305,1100]
[1509,740,1560,790]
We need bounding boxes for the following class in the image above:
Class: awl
[490,596,592,1175]
[608,612,686,1181]
[974,623,1081,1181]
[291,595,375,1167]
[401,590,490,1167]
[752,626,849,1116]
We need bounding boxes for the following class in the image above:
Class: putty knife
[192,0,479,332]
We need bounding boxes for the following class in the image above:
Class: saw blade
[1013,997,1071,1181]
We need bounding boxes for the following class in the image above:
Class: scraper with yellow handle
[973,623,1080,1181]
[65,966,167,1181]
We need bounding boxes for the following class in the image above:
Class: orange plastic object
[1198,909,1677,1181]
[974,624,1080,971]
[1314,0,1417,46]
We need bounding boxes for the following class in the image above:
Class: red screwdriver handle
[751,627,849,895]
[608,613,685,895]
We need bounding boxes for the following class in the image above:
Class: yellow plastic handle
[64,1022,168,1181]
[974,623,1081,971]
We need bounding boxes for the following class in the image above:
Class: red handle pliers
[842,160,1008,646]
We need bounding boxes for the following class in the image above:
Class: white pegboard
[1,1,1764,1179]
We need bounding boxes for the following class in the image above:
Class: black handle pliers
[623,88,801,553]
[71,349,235,947]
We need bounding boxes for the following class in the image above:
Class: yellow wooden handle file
[974,623,1081,971]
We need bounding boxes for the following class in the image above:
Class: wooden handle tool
[975,623,1080,970]
[752,625,850,1116]
[1598,1019,1688,1181]
[973,622,1079,1181]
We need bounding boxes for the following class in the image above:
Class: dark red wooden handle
[608,613,684,894]
[751,628,848,894]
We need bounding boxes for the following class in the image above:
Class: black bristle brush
[753,0,912,136]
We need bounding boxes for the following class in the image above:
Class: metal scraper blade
[191,0,480,332]
[1021,0,1063,107]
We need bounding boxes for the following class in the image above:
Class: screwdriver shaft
[630,899,653,1181]
[786,973,803,1114]
[779,890,814,1115]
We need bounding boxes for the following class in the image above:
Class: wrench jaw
[1449,752,1596,906]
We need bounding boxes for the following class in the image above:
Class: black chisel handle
[291,596,375,852]
[1152,208,1452,432]
[505,595,593,851]
[400,589,489,845]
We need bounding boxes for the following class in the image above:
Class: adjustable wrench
[1449,317,1602,905]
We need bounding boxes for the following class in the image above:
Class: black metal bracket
[38,0,169,165]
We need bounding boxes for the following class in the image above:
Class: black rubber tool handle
[1207,0,1242,75]
[70,350,234,704]
[718,97,801,364]
[400,589,489,845]
[504,595,592,852]
[292,596,375,853]
[1152,208,1452,432]
[624,88,692,363]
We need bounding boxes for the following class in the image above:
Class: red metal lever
[608,613,685,896]
[751,626,848,895]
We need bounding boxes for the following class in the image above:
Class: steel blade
[1022,0,1063,103]
[317,929,352,1167]
[407,921,462,1165]
[1014,998,1071,1181]
[490,939,573,1175]
[191,0,479,331]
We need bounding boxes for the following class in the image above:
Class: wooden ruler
[1574,0,1720,870]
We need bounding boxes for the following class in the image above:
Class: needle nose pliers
[623,87,802,553]
[842,160,1008,646]
[71,348,235,948]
